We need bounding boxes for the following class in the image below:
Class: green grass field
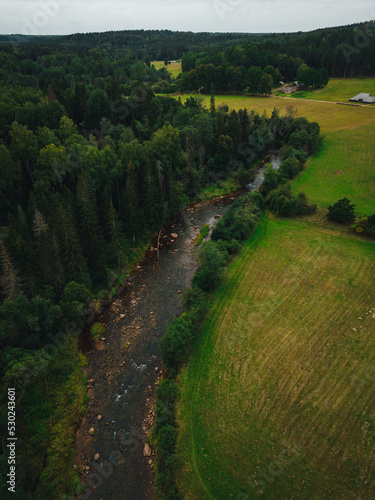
[152,60,182,78]
[176,80,375,500]
[177,218,375,499]
[286,78,375,104]
[176,87,375,213]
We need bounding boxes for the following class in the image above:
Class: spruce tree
[0,240,23,300]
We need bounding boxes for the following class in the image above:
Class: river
[74,154,280,500]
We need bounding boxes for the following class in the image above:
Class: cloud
[0,0,374,35]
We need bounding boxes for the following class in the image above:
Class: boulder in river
[171,233,178,238]
[89,428,95,436]
[143,443,152,457]
[97,415,102,421]
[94,453,100,461]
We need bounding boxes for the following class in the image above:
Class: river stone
[94,453,100,461]
[89,427,95,436]
[143,443,152,457]
[171,233,178,238]
[97,415,102,421]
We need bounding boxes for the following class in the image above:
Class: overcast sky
[0,0,374,36]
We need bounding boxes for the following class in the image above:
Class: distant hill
[0,22,373,76]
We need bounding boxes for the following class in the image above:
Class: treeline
[179,63,278,94]
[0,68,320,498]
[179,62,329,94]
[0,41,170,94]
[0,30,256,63]
[182,47,303,81]
[258,22,375,77]
[181,21,375,78]
[155,192,263,499]
[153,114,321,497]
[180,48,329,93]
[328,198,375,237]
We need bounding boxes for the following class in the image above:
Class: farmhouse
[349,93,375,104]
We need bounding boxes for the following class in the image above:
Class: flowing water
[75,154,280,500]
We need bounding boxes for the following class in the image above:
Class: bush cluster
[152,379,181,500]
[156,192,262,496]
[261,141,318,217]
[351,214,375,235]
[266,184,317,217]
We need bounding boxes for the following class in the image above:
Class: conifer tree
[210,94,216,116]
[107,199,126,267]
[0,240,23,300]
[56,200,87,280]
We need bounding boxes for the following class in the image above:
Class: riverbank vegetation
[174,61,375,500]
[0,33,323,498]
[0,24,373,499]
[177,216,375,499]
[155,192,263,498]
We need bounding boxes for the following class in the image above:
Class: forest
[179,21,375,78]
[0,27,335,498]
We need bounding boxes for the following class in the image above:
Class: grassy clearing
[287,78,375,103]
[177,217,375,499]
[152,60,182,78]
[195,224,210,246]
[176,90,375,213]
[198,176,241,201]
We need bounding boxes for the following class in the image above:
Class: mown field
[176,87,375,213]
[176,80,375,500]
[152,60,182,78]
[177,218,375,499]
[287,77,375,103]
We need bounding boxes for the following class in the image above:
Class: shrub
[237,166,256,186]
[157,424,177,456]
[182,286,208,330]
[211,196,259,243]
[155,379,178,431]
[279,157,301,180]
[192,241,227,291]
[159,316,193,371]
[216,238,243,256]
[261,165,280,196]
[328,198,355,223]
[90,322,105,342]
[351,214,375,235]
[266,184,316,217]
[248,191,265,210]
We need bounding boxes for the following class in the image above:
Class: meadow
[176,79,375,499]
[176,86,375,213]
[152,60,182,78]
[177,218,375,499]
[285,77,375,103]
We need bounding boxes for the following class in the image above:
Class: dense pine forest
[0,23,363,498]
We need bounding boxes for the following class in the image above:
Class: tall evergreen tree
[0,240,23,300]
